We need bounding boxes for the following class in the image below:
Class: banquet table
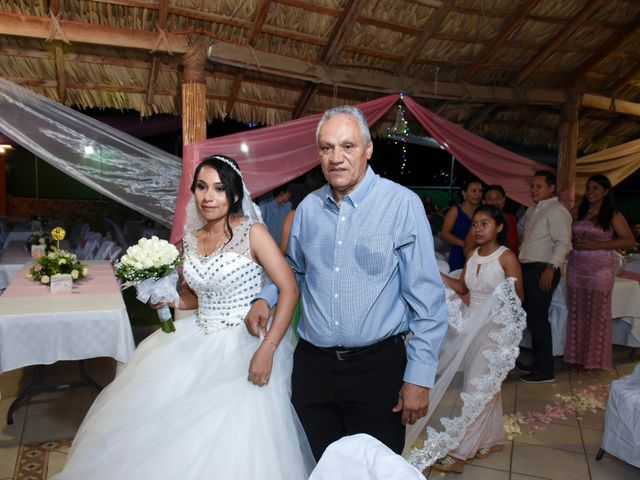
[521,276,640,355]
[1,219,65,250]
[0,241,31,291]
[0,261,135,423]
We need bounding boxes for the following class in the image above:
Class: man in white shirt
[518,170,572,383]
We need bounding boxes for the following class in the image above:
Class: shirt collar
[535,196,557,209]
[324,166,375,209]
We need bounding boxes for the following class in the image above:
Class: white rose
[26,272,33,279]
[82,267,88,276]
[71,270,79,280]
[48,252,55,259]
[41,275,50,284]
[58,258,67,265]
[39,237,46,244]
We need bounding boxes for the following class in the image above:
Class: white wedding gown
[52,220,315,480]
[404,246,526,469]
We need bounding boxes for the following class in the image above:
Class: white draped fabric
[0,78,180,227]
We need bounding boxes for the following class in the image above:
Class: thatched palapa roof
[0,0,639,154]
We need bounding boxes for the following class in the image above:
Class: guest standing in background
[463,184,520,258]
[441,178,483,271]
[564,174,635,371]
[518,170,572,383]
[258,183,292,245]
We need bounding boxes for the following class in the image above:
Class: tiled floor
[0,351,638,479]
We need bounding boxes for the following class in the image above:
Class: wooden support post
[557,90,580,208]
[181,35,207,146]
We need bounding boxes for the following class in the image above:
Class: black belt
[299,333,406,362]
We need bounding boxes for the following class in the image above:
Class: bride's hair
[190,155,244,243]
[473,204,507,245]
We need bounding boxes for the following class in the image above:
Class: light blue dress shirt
[258,196,291,246]
[259,167,447,388]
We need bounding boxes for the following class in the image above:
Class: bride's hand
[248,341,276,387]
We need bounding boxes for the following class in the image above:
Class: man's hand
[244,299,270,337]
[392,382,430,425]
[539,267,554,292]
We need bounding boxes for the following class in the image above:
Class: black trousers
[291,336,407,461]
[521,263,561,376]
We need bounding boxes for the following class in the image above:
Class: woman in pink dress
[565,174,636,371]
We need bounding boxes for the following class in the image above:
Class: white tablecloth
[0,261,135,373]
[522,276,640,355]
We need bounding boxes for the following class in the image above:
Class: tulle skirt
[52,316,315,480]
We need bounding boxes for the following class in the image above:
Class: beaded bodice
[183,220,264,335]
[464,246,508,310]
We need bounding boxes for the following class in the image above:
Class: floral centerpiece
[114,236,182,333]
[24,231,53,252]
[27,247,88,284]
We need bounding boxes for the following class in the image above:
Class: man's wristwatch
[545,263,560,270]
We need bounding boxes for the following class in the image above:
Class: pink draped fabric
[171,94,552,243]
[402,96,547,207]
[171,95,399,242]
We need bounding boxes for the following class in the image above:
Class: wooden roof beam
[54,44,66,103]
[321,0,366,66]
[464,0,539,82]
[225,72,245,116]
[292,83,319,119]
[0,13,190,53]
[146,0,169,105]
[465,104,498,131]
[293,0,365,118]
[249,0,272,46]
[227,1,272,114]
[610,60,640,96]
[400,0,455,73]
[566,12,640,88]
[514,0,606,84]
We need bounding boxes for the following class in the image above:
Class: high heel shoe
[475,444,503,459]
[431,455,465,473]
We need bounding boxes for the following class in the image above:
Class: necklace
[198,231,229,257]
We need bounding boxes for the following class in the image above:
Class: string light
[386,103,410,174]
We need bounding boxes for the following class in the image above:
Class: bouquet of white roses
[114,236,182,333]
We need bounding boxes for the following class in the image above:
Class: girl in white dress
[404,204,525,473]
[52,155,315,480]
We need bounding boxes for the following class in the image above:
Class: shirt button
[334,293,338,298]
[338,240,342,245]
[334,321,339,326]
[341,216,346,221]
[335,267,340,272]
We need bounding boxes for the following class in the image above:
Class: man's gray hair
[316,105,372,146]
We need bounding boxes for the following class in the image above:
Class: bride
[52,155,315,479]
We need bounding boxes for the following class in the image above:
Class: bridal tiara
[210,155,243,179]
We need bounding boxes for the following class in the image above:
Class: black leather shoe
[515,361,533,375]
[520,372,555,384]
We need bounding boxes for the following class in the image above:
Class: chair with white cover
[103,217,129,250]
[94,239,115,261]
[596,363,640,467]
[309,434,424,480]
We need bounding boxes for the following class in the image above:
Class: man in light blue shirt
[257,183,292,245]
[245,105,447,460]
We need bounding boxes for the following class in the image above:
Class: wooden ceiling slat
[514,0,607,84]
[225,72,245,116]
[147,0,169,105]
[464,0,539,82]
[400,0,456,72]
[610,61,640,96]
